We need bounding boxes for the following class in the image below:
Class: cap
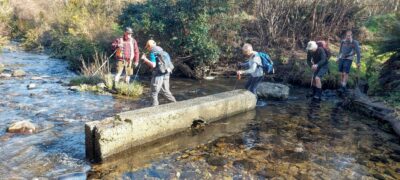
[125,27,133,34]
[145,39,156,49]
[306,41,318,51]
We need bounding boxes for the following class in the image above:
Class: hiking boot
[307,87,316,98]
[337,86,346,96]
[112,81,118,91]
[342,86,348,94]
[313,88,322,100]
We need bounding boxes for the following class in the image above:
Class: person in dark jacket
[306,41,328,100]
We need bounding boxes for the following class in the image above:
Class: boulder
[96,83,106,89]
[27,83,37,90]
[257,82,290,100]
[7,120,36,134]
[69,86,80,91]
[12,69,26,77]
[31,76,43,80]
[0,73,12,78]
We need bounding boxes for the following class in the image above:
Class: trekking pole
[93,49,117,76]
[310,60,314,88]
[233,74,241,90]
[133,61,142,82]
[233,63,241,90]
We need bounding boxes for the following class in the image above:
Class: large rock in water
[257,82,290,100]
[7,120,37,134]
[12,69,26,77]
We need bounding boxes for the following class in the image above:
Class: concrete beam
[89,111,256,178]
[85,90,256,161]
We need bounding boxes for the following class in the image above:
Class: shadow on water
[1,44,400,179]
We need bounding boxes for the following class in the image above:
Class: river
[0,44,399,179]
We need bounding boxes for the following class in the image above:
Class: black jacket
[307,47,328,67]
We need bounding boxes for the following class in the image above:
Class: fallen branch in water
[342,90,400,137]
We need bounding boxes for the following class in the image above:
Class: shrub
[120,0,245,77]
[69,75,103,86]
[103,74,143,97]
[70,74,144,98]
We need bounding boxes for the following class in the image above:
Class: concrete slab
[85,90,257,161]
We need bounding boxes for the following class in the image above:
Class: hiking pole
[310,60,315,88]
[133,61,142,82]
[233,73,241,90]
[233,63,241,90]
[93,49,117,76]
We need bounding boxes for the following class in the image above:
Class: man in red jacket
[111,27,139,84]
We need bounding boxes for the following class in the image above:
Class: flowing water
[0,44,399,179]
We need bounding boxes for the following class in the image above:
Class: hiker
[236,43,264,94]
[337,30,361,93]
[306,41,329,100]
[111,27,139,84]
[141,40,177,106]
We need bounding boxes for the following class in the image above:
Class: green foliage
[21,28,44,51]
[0,0,12,49]
[50,34,99,70]
[3,0,124,71]
[120,0,242,67]
[365,13,400,53]
[380,91,400,109]
[365,14,398,33]
[113,82,144,97]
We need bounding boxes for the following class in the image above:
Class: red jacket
[112,37,139,64]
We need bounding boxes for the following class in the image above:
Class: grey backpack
[156,51,174,74]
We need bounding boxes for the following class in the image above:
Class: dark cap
[125,27,133,34]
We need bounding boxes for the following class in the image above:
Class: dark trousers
[245,76,263,94]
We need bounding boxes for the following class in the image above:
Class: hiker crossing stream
[0,44,399,179]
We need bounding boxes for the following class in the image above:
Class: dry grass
[80,51,112,77]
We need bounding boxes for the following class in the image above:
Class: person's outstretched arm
[141,53,156,68]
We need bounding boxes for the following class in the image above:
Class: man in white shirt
[236,43,264,94]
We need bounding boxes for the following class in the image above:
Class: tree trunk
[342,90,400,137]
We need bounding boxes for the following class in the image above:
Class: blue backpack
[258,52,274,74]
